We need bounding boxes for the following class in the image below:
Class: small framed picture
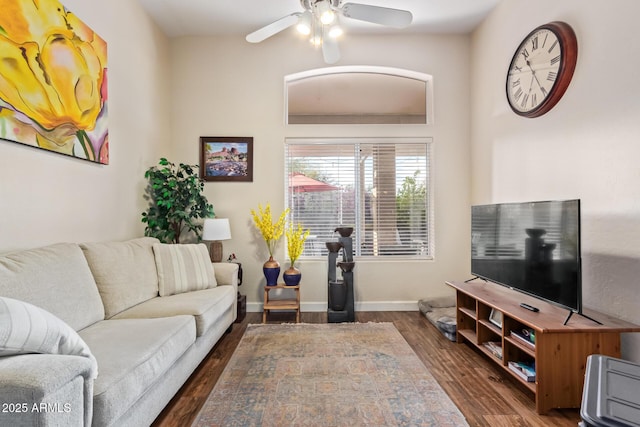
[489,308,503,328]
[199,136,253,182]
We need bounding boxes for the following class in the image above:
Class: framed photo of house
[199,137,253,182]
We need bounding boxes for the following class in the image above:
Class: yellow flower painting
[0,0,108,164]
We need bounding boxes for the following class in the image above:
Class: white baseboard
[247,301,419,313]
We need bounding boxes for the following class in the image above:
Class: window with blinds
[285,138,433,259]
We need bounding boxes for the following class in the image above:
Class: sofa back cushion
[153,243,217,296]
[81,237,160,318]
[0,243,105,331]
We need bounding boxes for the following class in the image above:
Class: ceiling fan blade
[246,13,300,43]
[340,3,412,28]
[322,36,341,64]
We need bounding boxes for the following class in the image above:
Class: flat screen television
[471,199,582,314]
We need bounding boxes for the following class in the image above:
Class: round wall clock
[506,21,578,118]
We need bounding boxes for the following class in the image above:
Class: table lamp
[202,218,231,262]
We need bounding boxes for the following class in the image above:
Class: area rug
[192,322,468,426]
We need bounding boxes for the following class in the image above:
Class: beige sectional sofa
[0,237,238,427]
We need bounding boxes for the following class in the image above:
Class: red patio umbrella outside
[288,172,339,193]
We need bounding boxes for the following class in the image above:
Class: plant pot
[283,266,301,286]
[263,256,280,286]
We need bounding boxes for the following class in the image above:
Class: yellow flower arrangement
[286,222,310,266]
[250,203,289,257]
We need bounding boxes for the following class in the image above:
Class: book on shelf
[481,341,502,360]
[508,361,536,382]
[510,329,535,348]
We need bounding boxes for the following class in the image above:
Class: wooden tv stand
[447,280,640,414]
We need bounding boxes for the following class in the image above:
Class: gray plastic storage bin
[580,354,640,427]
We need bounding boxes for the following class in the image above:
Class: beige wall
[9,1,636,362]
[169,34,472,311]
[0,0,171,253]
[471,0,640,362]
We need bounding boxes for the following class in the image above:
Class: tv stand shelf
[447,280,640,414]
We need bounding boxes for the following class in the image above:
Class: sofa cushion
[80,237,160,318]
[78,316,196,425]
[112,287,235,337]
[152,243,217,296]
[0,297,98,379]
[0,243,105,331]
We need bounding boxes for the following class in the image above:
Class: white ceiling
[138,0,502,38]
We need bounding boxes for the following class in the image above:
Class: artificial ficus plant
[142,158,214,243]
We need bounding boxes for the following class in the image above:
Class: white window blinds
[285,138,432,258]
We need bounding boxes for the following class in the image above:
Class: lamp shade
[202,218,231,241]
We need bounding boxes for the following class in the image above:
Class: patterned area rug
[193,323,468,426]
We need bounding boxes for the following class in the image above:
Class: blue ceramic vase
[283,266,301,286]
[263,256,280,286]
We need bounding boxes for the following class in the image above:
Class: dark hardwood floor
[152,311,582,426]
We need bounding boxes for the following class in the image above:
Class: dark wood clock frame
[506,21,578,118]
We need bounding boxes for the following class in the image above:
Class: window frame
[285,137,434,261]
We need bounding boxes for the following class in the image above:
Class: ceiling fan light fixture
[321,10,335,25]
[310,34,323,46]
[315,0,336,25]
[296,11,312,35]
[327,24,343,39]
[248,0,413,64]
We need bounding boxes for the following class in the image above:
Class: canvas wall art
[0,0,108,164]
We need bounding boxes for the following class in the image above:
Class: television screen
[471,200,581,312]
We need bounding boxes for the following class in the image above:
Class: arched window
[285,66,433,125]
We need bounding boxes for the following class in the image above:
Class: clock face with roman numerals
[506,22,578,118]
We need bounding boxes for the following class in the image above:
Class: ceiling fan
[245,0,413,64]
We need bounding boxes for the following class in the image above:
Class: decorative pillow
[0,297,98,379]
[153,243,217,296]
